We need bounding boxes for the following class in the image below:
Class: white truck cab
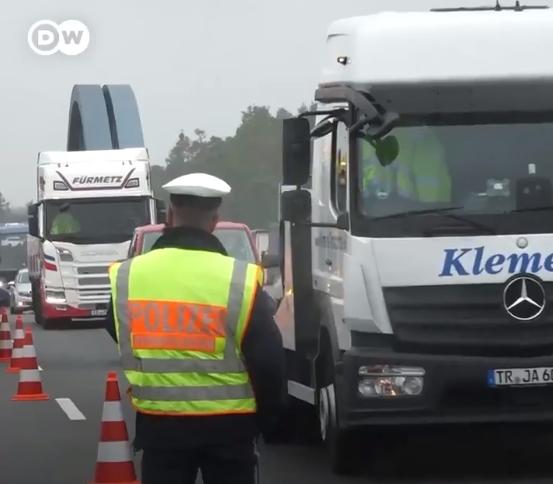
[274,6,553,474]
[27,147,162,327]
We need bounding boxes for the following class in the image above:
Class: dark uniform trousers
[141,441,258,484]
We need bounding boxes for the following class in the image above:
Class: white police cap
[162,173,231,197]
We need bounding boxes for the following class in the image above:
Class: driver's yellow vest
[109,248,260,416]
[362,132,451,203]
[50,213,80,235]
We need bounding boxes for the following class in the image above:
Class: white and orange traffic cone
[0,311,12,362]
[89,371,139,484]
[12,326,48,401]
[6,316,25,373]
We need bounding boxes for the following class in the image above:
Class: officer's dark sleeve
[241,287,286,433]
[105,297,118,343]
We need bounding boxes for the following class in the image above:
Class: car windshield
[140,227,256,263]
[142,231,162,253]
[45,198,150,244]
[215,228,256,263]
[355,116,553,237]
[17,271,29,284]
[0,232,27,271]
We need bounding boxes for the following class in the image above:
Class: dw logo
[28,20,90,56]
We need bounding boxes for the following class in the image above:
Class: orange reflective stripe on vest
[128,300,227,351]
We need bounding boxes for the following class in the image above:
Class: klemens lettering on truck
[71,176,123,185]
[439,247,553,276]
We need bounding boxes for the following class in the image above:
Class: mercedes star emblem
[503,275,546,321]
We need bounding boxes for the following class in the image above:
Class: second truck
[27,147,161,327]
[272,4,553,474]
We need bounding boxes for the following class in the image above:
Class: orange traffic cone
[89,372,139,484]
[6,317,25,373]
[12,327,48,401]
[0,312,12,362]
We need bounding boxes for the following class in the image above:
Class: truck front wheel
[32,281,50,329]
[318,351,357,475]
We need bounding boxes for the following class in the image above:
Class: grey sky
[1,0,551,205]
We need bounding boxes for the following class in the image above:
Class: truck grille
[77,266,108,275]
[78,276,110,286]
[383,283,553,356]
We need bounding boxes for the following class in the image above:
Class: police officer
[105,173,285,484]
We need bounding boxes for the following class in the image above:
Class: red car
[128,222,260,264]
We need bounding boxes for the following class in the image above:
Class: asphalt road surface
[2,313,553,483]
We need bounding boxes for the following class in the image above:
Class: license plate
[92,309,107,316]
[488,367,553,387]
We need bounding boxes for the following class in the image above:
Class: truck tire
[32,281,49,329]
[318,350,357,475]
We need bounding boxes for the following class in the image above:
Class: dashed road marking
[55,398,86,421]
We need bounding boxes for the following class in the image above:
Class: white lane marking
[55,398,86,421]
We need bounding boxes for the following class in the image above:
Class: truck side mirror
[283,118,311,186]
[374,135,399,166]
[27,203,39,238]
[281,189,311,223]
[155,199,167,224]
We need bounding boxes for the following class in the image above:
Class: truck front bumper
[42,300,108,320]
[339,347,553,428]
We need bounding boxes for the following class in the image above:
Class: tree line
[152,103,315,230]
[0,193,28,224]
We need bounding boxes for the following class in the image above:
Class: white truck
[272,5,553,474]
[27,147,162,327]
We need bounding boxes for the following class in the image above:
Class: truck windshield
[355,117,553,237]
[45,198,150,244]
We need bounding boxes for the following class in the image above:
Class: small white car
[9,269,32,314]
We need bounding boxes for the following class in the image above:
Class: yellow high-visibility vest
[109,248,260,416]
[361,128,451,203]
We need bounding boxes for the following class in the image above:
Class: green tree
[161,103,312,228]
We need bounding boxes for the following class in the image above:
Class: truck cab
[27,147,161,327]
[275,6,553,474]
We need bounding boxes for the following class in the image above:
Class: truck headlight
[45,290,66,304]
[56,247,73,262]
[358,365,425,398]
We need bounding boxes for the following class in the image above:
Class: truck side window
[331,121,348,214]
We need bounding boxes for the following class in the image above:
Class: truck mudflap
[340,347,553,427]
